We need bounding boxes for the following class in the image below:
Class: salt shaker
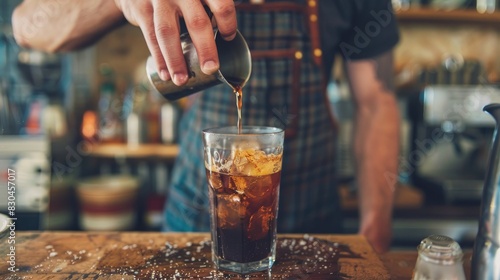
[412,235,466,280]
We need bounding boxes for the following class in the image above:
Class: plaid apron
[164,0,341,233]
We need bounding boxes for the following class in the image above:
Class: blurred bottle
[144,90,162,143]
[23,95,46,135]
[42,99,67,139]
[97,65,123,143]
[477,0,496,13]
[161,101,180,144]
[124,82,146,146]
[81,110,98,141]
[412,235,466,280]
[392,0,412,10]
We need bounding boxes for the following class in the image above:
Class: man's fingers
[133,0,237,83]
[153,2,189,86]
[137,11,170,81]
[180,0,219,75]
[205,0,237,41]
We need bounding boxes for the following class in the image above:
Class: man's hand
[359,210,393,254]
[114,0,237,86]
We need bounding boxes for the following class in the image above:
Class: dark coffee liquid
[225,77,245,134]
[235,87,243,134]
[206,169,281,263]
[217,225,274,263]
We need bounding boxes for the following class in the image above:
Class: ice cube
[207,171,223,191]
[232,141,261,153]
[230,175,250,194]
[230,148,282,176]
[232,154,248,173]
[246,175,277,211]
[241,161,260,176]
[216,194,248,229]
[245,175,272,199]
[259,156,282,175]
[247,206,273,240]
[230,149,261,176]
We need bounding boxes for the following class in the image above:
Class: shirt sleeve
[337,0,400,60]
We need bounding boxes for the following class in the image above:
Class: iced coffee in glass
[203,126,284,274]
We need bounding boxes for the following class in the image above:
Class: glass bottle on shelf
[477,0,496,13]
[97,64,123,143]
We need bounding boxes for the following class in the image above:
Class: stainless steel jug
[471,103,500,279]
[146,30,251,101]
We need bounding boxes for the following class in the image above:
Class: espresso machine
[408,85,500,204]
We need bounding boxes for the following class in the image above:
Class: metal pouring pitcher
[471,103,500,279]
[146,29,251,101]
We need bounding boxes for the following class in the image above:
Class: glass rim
[202,125,284,136]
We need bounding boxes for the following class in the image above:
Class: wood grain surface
[0,232,389,279]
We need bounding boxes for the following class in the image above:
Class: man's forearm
[346,50,400,253]
[12,0,125,52]
[354,92,399,233]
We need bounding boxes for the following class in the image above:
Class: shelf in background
[396,8,500,25]
[86,143,179,160]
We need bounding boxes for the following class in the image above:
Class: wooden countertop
[85,143,179,160]
[0,232,400,279]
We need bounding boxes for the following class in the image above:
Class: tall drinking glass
[203,126,284,274]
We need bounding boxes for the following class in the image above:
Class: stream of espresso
[226,77,245,134]
[234,86,243,134]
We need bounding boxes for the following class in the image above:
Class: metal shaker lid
[417,235,463,265]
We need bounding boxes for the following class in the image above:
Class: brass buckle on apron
[236,0,322,67]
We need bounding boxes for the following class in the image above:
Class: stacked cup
[76,175,139,231]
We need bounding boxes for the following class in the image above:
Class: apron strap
[236,1,323,67]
